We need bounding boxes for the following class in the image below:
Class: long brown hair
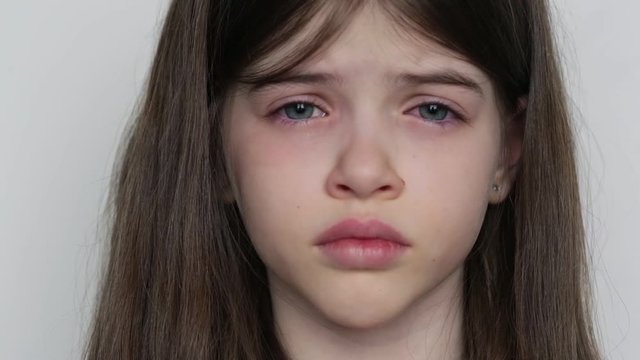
[83,0,601,359]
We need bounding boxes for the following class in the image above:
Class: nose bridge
[326,104,404,200]
[343,112,391,165]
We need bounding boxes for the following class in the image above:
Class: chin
[316,293,412,331]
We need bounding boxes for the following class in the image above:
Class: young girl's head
[86,1,600,359]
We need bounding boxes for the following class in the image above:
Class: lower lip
[317,238,408,269]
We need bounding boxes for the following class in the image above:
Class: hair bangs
[228,1,365,90]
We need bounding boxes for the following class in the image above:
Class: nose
[326,130,405,201]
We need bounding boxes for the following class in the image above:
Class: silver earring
[492,184,501,192]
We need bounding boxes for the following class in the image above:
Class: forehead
[240,2,492,95]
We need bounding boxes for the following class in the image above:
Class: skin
[222,3,523,359]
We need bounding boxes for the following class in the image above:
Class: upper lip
[315,218,410,246]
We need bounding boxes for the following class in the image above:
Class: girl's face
[223,5,519,330]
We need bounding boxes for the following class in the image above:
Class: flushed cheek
[228,112,322,202]
[227,131,326,261]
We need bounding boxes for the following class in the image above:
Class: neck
[270,267,465,360]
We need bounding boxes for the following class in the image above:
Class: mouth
[314,218,411,247]
[314,218,410,269]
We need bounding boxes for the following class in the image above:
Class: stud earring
[492,184,501,192]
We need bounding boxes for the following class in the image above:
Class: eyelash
[269,99,464,127]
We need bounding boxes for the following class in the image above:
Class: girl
[84,0,601,359]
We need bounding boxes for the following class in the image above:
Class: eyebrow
[393,71,485,98]
[244,69,486,98]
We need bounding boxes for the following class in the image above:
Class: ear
[489,96,527,204]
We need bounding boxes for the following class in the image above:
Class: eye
[411,102,460,123]
[272,101,327,126]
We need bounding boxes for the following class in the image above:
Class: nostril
[338,184,350,191]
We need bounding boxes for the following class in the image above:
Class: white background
[0,1,637,359]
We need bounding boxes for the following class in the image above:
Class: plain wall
[0,1,637,358]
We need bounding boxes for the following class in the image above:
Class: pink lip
[314,218,410,269]
[315,218,410,246]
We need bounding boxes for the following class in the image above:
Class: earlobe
[489,170,510,204]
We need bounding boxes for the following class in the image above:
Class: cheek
[230,123,321,213]
[226,122,324,265]
[225,96,309,209]
[401,124,500,271]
